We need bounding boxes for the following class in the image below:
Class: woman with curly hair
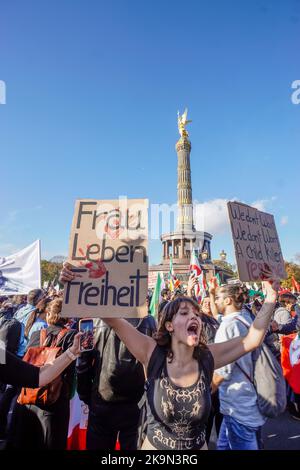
[61,265,279,451]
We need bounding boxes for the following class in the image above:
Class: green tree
[41,260,63,287]
[212,260,237,277]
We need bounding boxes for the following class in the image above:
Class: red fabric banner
[281,333,300,394]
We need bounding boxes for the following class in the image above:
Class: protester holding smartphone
[61,263,278,450]
[11,298,77,450]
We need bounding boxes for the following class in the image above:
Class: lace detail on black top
[146,347,214,450]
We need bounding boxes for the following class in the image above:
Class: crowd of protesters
[0,268,299,451]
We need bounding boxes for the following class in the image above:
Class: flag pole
[38,239,42,289]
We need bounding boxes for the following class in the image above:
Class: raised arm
[101,318,156,368]
[186,273,198,299]
[59,262,156,368]
[208,280,278,370]
[39,333,82,386]
[208,278,219,320]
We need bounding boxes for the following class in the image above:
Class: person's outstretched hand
[59,261,82,284]
[187,273,199,297]
[209,277,218,296]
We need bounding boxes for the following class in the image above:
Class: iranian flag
[168,255,180,291]
[281,333,300,394]
[149,272,163,317]
[215,273,221,286]
[199,270,208,296]
[190,249,201,298]
[67,392,88,450]
[190,249,202,277]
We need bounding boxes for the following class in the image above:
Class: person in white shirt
[212,284,271,450]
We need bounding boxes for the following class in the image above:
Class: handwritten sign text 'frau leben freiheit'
[227,202,286,282]
[61,199,148,318]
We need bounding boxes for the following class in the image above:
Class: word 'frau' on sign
[75,201,145,232]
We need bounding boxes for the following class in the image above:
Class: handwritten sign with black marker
[227,201,286,281]
[61,198,148,318]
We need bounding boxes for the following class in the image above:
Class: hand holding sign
[227,202,286,282]
[208,277,218,295]
[61,198,148,319]
[259,263,273,281]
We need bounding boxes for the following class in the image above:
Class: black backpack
[235,316,286,418]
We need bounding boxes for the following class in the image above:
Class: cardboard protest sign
[61,198,148,318]
[148,271,160,289]
[227,201,286,281]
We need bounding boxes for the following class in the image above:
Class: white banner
[0,240,41,295]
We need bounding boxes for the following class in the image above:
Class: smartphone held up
[78,318,94,352]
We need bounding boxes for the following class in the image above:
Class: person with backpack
[60,263,278,451]
[76,315,156,450]
[212,284,284,450]
[11,298,77,449]
[0,299,23,438]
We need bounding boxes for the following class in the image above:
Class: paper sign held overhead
[227,201,286,282]
[61,198,148,318]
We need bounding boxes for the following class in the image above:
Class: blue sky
[0,0,299,266]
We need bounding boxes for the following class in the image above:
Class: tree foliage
[212,260,237,277]
[41,260,63,286]
[281,261,300,289]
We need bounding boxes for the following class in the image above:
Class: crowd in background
[0,272,299,450]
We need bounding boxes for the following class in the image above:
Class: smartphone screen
[79,319,94,352]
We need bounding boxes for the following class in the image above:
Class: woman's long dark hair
[154,296,207,363]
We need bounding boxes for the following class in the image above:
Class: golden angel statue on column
[177,108,192,138]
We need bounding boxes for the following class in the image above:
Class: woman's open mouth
[187,321,199,337]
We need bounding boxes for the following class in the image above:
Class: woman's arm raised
[102,317,156,367]
[208,280,279,370]
[208,277,219,320]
